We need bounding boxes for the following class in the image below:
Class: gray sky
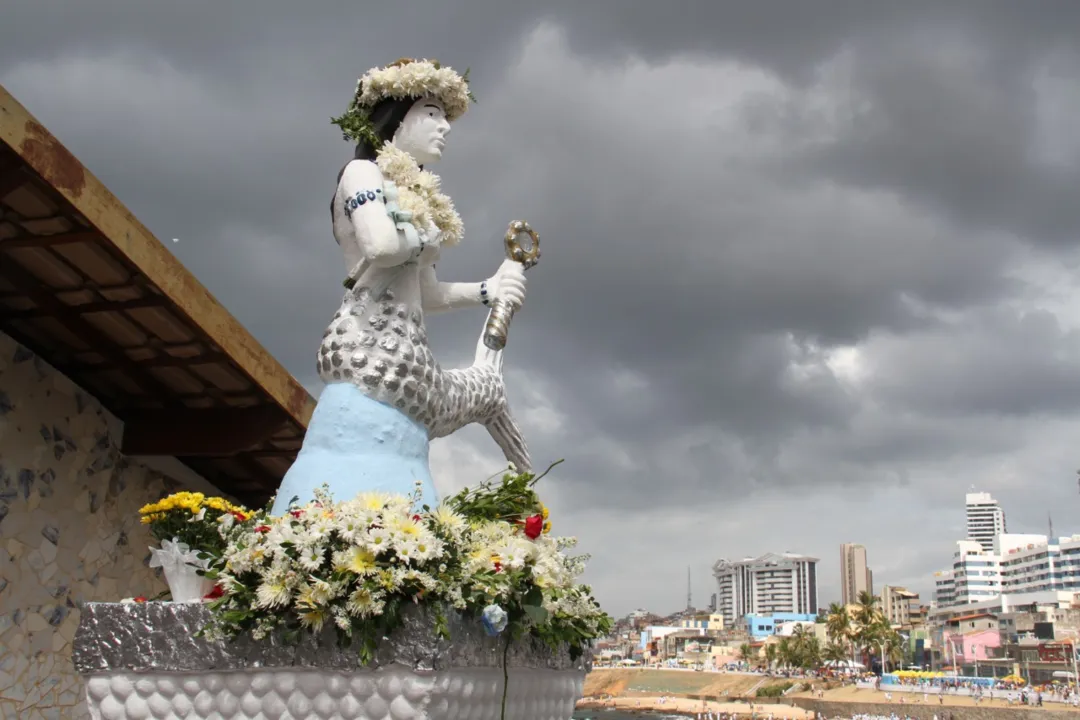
[5,0,1080,617]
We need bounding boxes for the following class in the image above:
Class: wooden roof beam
[0,165,29,199]
[120,405,289,456]
[0,258,181,404]
[1,230,103,249]
[0,295,168,320]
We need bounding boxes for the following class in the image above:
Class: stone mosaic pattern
[0,332,225,720]
[84,667,585,720]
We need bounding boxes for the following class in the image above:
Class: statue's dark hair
[332,96,417,219]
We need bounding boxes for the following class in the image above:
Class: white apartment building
[998,534,1080,594]
[712,552,819,619]
[933,569,956,607]
[933,540,1001,607]
[934,533,1080,608]
[966,491,1006,553]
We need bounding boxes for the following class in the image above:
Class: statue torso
[320,164,447,432]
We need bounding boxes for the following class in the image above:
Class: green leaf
[523,586,543,608]
[523,604,548,624]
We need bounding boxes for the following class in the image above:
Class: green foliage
[446,460,562,523]
[756,682,794,698]
[330,98,383,147]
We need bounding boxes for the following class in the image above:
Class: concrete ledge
[791,697,1064,720]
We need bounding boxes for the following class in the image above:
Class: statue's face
[393,98,450,165]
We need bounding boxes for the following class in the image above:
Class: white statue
[272,59,532,513]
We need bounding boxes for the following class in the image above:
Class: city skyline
[670,488,1073,617]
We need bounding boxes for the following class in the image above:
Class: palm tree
[777,637,793,670]
[738,642,755,668]
[824,602,854,665]
[764,643,778,673]
[823,641,848,666]
[853,591,883,667]
[879,625,905,674]
[791,625,822,670]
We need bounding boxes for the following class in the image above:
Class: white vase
[162,562,215,603]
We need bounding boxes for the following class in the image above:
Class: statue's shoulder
[339,159,384,190]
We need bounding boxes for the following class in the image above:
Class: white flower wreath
[376,142,464,248]
[331,58,474,148]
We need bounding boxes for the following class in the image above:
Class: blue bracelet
[480,281,489,305]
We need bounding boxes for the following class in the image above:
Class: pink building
[944,628,1000,662]
[943,613,1001,663]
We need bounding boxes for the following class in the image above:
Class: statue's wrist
[479,280,491,306]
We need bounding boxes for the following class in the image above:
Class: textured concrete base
[84,666,584,719]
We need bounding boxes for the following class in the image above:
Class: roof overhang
[0,84,315,506]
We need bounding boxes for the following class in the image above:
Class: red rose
[255,525,271,533]
[289,510,303,519]
[133,596,147,603]
[524,514,544,539]
[232,512,246,522]
[204,584,224,600]
[494,561,502,573]
[412,514,422,522]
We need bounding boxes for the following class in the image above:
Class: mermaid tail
[426,325,532,472]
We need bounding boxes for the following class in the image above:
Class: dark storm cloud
[4,1,1080,614]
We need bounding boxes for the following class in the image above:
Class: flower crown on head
[331,58,476,146]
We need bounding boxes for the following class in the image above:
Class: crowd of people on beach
[866,673,1080,707]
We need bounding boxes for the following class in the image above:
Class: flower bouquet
[138,492,251,602]
[201,465,611,664]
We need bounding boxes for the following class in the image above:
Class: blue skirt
[270,382,438,515]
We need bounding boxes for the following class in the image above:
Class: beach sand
[576,694,811,718]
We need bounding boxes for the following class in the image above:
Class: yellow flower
[298,608,327,632]
[543,521,551,534]
[337,547,378,575]
[540,504,549,520]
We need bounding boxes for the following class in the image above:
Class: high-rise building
[933,540,1001,607]
[712,552,819,620]
[966,491,1006,552]
[880,585,922,627]
[840,543,873,605]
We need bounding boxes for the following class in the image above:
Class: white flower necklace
[376,142,464,247]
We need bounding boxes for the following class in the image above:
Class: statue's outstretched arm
[419,266,485,315]
[340,160,414,268]
[420,260,527,316]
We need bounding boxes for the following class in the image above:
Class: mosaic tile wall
[0,332,225,719]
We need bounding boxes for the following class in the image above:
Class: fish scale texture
[85,667,584,719]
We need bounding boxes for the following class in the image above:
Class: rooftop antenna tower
[686,566,692,611]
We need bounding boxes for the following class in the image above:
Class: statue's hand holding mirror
[483,221,540,351]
